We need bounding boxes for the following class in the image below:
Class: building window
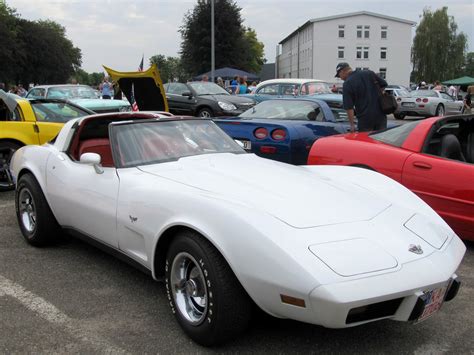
[357,25,362,38]
[338,25,345,38]
[363,47,369,59]
[364,26,370,39]
[381,26,388,39]
[356,46,362,59]
[380,47,387,59]
[338,46,345,59]
[379,68,387,79]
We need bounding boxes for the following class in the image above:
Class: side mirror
[80,152,104,174]
[182,91,192,98]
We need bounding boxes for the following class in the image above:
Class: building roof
[279,11,416,44]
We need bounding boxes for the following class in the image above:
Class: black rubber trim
[444,279,461,302]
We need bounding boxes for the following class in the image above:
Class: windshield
[31,101,91,123]
[411,90,438,98]
[370,121,422,147]
[300,82,332,95]
[112,120,245,167]
[239,100,322,120]
[189,82,230,96]
[47,86,101,99]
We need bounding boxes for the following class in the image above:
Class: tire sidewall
[165,235,218,342]
[197,108,213,118]
[16,176,39,241]
[436,104,444,116]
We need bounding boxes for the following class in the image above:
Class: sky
[5,0,474,73]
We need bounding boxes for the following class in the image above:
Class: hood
[138,154,392,228]
[103,64,168,112]
[214,94,255,105]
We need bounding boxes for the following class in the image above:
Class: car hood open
[138,153,392,228]
[103,64,168,112]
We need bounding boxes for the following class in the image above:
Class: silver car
[397,90,463,119]
[385,88,411,119]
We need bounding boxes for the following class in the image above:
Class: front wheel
[435,104,445,116]
[165,231,251,346]
[0,141,21,191]
[197,107,214,118]
[15,174,61,246]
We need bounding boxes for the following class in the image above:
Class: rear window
[370,121,421,147]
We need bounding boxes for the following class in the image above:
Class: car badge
[408,244,423,255]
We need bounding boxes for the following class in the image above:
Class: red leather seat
[78,138,114,167]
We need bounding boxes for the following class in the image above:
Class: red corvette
[308,114,474,240]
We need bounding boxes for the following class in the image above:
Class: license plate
[402,102,416,107]
[416,285,448,323]
[235,139,251,150]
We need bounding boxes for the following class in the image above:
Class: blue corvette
[214,97,352,165]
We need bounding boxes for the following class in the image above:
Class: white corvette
[10,113,465,346]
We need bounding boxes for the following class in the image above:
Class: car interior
[423,116,474,163]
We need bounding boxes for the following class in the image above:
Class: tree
[179,0,265,77]
[412,7,467,83]
[0,2,20,84]
[241,27,266,74]
[149,54,188,83]
[464,52,474,77]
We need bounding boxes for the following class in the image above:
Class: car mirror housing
[182,91,192,98]
[79,153,104,174]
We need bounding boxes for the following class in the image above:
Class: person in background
[238,77,247,94]
[335,62,388,133]
[201,74,209,82]
[0,83,5,92]
[416,81,427,90]
[463,90,472,114]
[17,84,27,97]
[216,77,224,88]
[448,84,457,98]
[230,76,239,94]
[100,77,113,99]
[433,81,443,91]
[248,81,257,93]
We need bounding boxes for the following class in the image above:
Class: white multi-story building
[276,11,416,85]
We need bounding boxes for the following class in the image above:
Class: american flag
[138,55,144,72]
[130,83,139,112]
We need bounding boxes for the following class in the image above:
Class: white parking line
[0,275,128,354]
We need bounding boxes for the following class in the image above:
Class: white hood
[138,153,392,228]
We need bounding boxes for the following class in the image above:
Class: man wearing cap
[335,62,388,132]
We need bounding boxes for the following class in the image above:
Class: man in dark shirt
[335,62,388,132]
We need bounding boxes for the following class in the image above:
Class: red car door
[402,154,474,240]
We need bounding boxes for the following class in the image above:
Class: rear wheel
[0,141,21,191]
[393,113,405,120]
[435,104,445,116]
[15,174,61,246]
[197,107,213,118]
[165,231,251,346]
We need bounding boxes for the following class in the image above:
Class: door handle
[33,124,39,133]
[413,161,432,169]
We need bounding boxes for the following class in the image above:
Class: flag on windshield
[138,55,144,72]
[130,83,138,111]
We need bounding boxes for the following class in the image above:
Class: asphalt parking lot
[1,189,473,354]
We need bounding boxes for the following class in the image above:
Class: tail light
[422,98,429,103]
[271,129,286,141]
[254,127,268,139]
[416,98,421,103]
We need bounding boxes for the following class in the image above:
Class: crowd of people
[0,83,28,97]
[201,74,258,95]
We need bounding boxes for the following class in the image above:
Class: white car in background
[10,112,465,346]
[397,90,463,119]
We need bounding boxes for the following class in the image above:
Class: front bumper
[268,235,465,328]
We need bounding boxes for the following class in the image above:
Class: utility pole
[211,0,215,82]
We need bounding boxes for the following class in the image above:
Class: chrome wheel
[170,252,208,325]
[18,188,37,233]
[198,110,212,118]
[436,105,445,116]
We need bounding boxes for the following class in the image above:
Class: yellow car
[0,90,93,190]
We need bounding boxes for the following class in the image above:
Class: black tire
[197,107,214,118]
[435,104,445,116]
[394,113,405,120]
[165,231,251,346]
[0,141,22,192]
[15,174,61,246]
